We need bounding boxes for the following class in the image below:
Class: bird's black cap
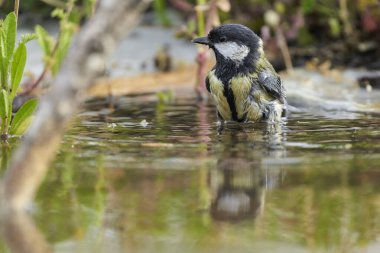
[192,24,260,48]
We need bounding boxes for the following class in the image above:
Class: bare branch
[0,0,152,211]
[1,211,52,253]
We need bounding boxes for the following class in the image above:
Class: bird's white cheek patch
[214,42,250,62]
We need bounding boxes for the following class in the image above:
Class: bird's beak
[192,36,210,46]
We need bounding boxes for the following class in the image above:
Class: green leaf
[301,0,315,14]
[0,58,6,89]
[53,28,73,76]
[35,25,53,55]
[0,23,7,59]
[4,12,17,62]
[10,98,38,136]
[11,116,34,136]
[10,43,27,99]
[0,31,8,90]
[51,8,66,19]
[20,33,38,44]
[0,89,9,122]
[0,55,3,90]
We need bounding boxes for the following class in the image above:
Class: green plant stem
[4,116,10,134]
[14,0,20,20]
[5,100,12,135]
[21,1,74,95]
[1,120,4,135]
[196,0,205,37]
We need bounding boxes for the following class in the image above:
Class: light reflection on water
[1,95,380,253]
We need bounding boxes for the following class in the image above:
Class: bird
[192,24,286,130]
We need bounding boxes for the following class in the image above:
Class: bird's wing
[205,74,211,93]
[258,70,285,103]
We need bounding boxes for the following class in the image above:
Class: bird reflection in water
[209,122,286,222]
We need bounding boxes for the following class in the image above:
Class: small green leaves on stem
[0,12,37,139]
[10,98,38,136]
[35,25,53,56]
[20,33,38,44]
[53,28,74,76]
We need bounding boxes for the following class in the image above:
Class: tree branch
[0,0,152,211]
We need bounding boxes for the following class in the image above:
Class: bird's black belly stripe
[223,84,237,121]
[215,60,253,122]
[223,84,246,122]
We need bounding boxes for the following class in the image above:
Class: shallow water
[1,94,380,253]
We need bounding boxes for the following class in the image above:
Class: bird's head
[192,24,263,66]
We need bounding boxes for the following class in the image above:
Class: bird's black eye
[219,36,227,42]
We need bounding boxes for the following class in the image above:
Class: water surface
[1,94,380,253]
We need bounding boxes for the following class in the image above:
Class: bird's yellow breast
[208,70,278,122]
[229,75,252,119]
[208,70,231,120]
[208,71,263,122]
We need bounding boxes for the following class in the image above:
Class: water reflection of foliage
[34,151,107,244]
[261,158,380,250]
[10,100,380,252]
[0,144,11,173]
[29,147,380,251]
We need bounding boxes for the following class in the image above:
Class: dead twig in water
[0,0,152,211]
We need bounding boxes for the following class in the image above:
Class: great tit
[193,24,286,128]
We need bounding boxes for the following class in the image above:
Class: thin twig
[168,0,193,13]
[19,33,61,96]
[14,0,20,19]
[20,0,84,96]
[275,27,293,74]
